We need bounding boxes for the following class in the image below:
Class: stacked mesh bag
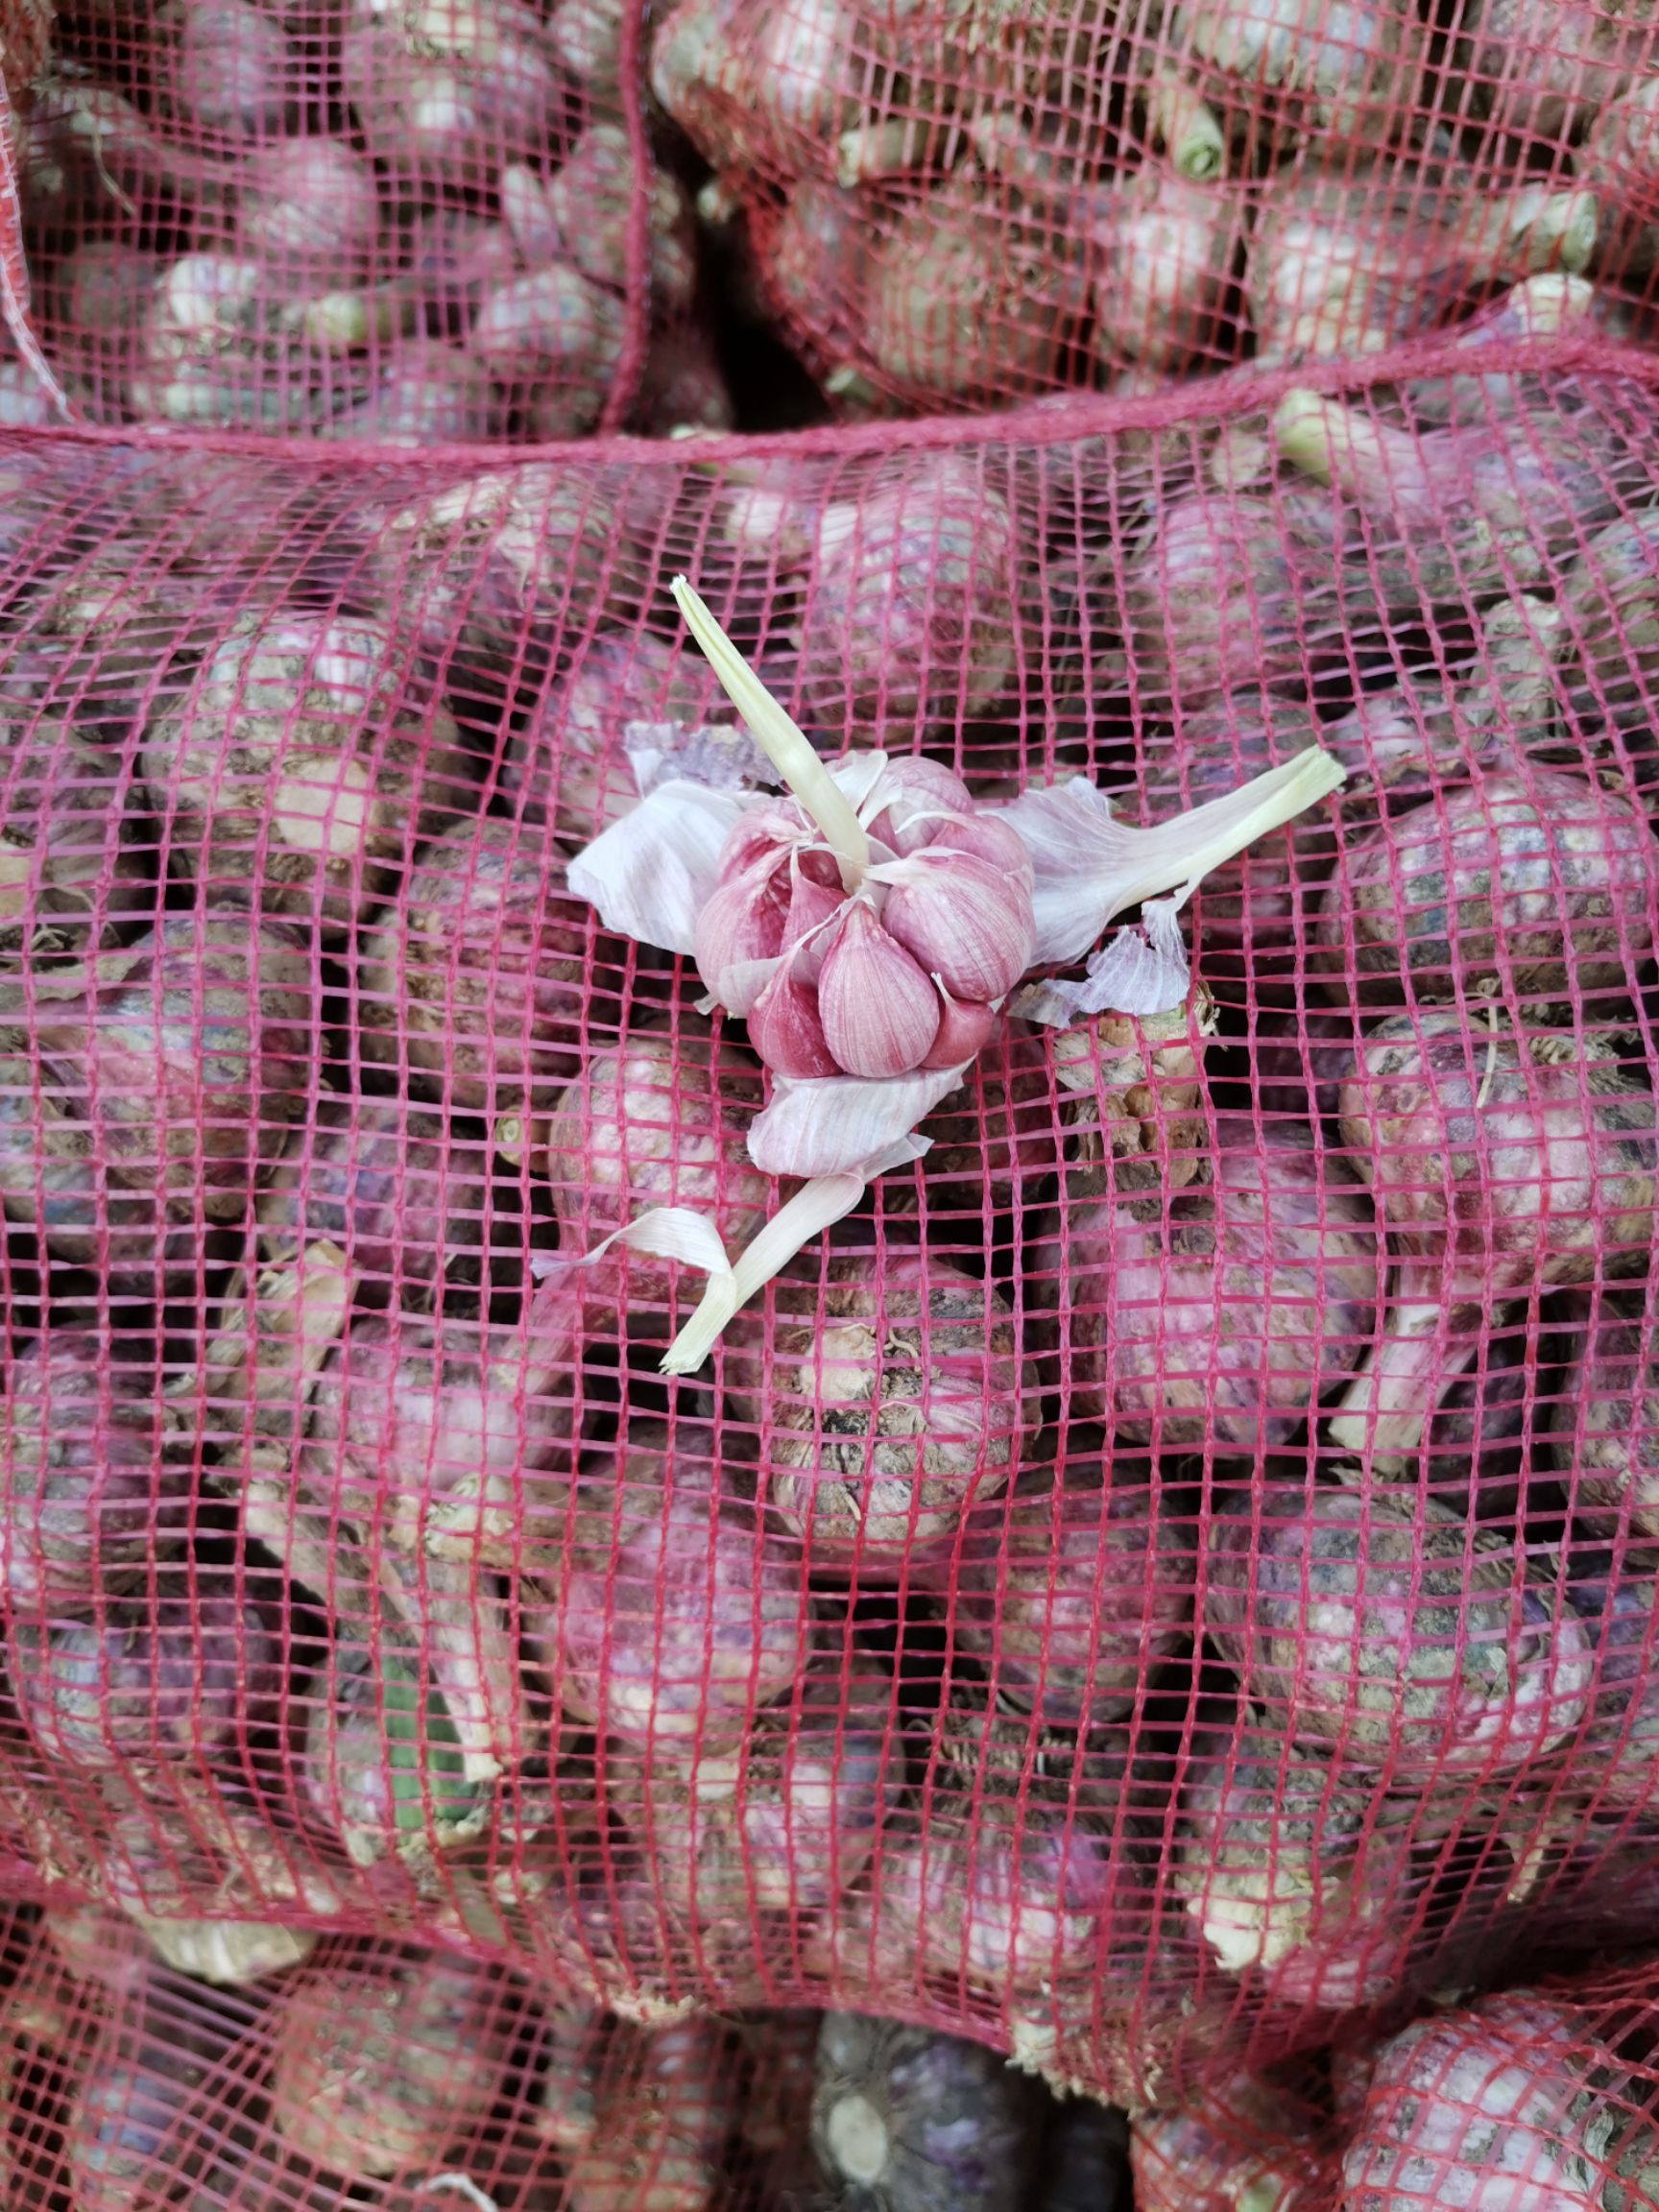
[5,0,1659,2203]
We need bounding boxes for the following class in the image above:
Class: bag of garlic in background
[12,0,1659,440]
[652,0,1659,417]
[7,0,709,439]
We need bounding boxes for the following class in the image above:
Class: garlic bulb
[565,579,1343,1363]
[697,759,1036,1085]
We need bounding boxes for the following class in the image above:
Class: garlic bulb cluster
[696,756,1036,1084]
[567,573,1345,1367]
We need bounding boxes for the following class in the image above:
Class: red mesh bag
[647,0,1659,418]
[1123,1963,1659,2209]
[5,0,724,441]
[18,0,1659,439]
[0,339,1655,2141]
[0,0,49,102]
[7,1891,1659,2208]
[0,1903,842,2207]
[0,1900,1153,2204]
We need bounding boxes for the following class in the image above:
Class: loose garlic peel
[993,746,1347,969]
[584,1133,927,1374]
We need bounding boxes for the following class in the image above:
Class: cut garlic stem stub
[670,575,871,891]
[493,1112,549,1170]
[1271,388,1375,485]
[282,1238,356,1384]
[412,2177,502,2212]
[1238,2172,1306,2212]
[1326,1300,1482,1468]
[1146,67,1226,181]
[837,114,962,188]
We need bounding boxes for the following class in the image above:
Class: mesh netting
[0,353,1656,2150]
[6,0,703,441]
[648,0,1659,418]
[1127,1965,1659,2211]
[0,1903,837,2207]
[16,0,1659,440]
[8,4,1659,2202]
[4,1902,1657,2206]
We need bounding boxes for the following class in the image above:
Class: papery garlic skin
[996,748,1347,971]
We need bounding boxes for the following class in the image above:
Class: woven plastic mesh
[1127,1965,1659,2210]
[647,0,1659,418]
[0,1903,830,2206]
[17,0,1659,439]
[3,1903,1657,2208]
[0,0,49,102]
[0,346,1657,2148]
[9,0,698,440]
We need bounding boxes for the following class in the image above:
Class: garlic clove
[719,797,807,876]
[748,957,839,1079]
[816,900,942,1077]
[923,811,1035,879]
[829,751,896,817]
[783,857,845,979]
[880,850,1035,1002]
[864,755,977,852]
[922,991,998,1070]
[694,854,790,1012]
